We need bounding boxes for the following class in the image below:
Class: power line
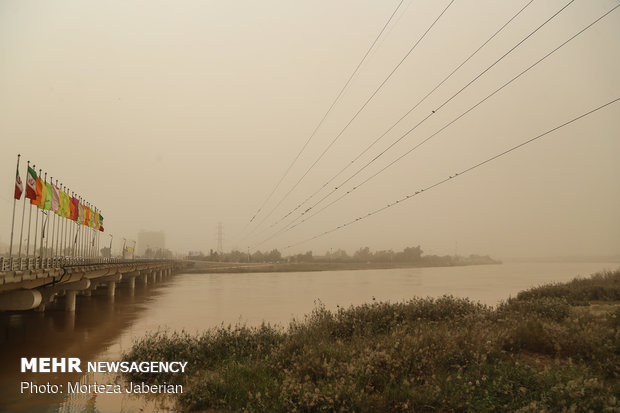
[245,0,457,239]
[254,1,619,247]
[282,96,620,250]
[264,0,538,234]
[240,0,406,233]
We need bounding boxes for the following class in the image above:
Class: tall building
[137,231,165,256]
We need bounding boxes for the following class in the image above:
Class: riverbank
[183,258,500,274]
[122,269,620,412]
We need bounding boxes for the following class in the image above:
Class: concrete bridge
[0,257,190,312]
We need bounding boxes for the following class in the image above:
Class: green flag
[44,182,52,210]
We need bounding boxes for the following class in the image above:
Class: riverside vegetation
[122,270,620,412]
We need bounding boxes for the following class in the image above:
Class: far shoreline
[182,259,501,274]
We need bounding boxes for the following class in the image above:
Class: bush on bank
[122,269,620,412]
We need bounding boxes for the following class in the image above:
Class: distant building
[137,231,165,257]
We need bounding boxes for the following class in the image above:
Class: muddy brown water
[1,261,617,412]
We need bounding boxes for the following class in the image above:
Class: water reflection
[0,279,167,412]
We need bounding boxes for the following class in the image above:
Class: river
[1,261,617,412]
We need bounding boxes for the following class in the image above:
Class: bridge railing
[0,257,170,272]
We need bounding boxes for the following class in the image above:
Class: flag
[94,211,100,230]
[77,202,83,223]
[83,205,89,226]
[51,185,60,212]
[99,225,104,232]
[26,167,37,200]
[14,163,23,200]
[33,177,43,206]
[58,190,65,217]
[63,192,71,218]
[70,197,78,221]
[43,182,52,210]
[38,180,48,209]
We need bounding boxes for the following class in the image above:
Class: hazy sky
[1,0,619,259]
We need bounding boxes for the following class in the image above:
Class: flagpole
[50,178,56,262]
[79,197,83,258]
[41,172,49,259]
[60,184,64,256]
[77,197,81,257]
[71,192,75,258]
[17,159,30,260]
[89,207,92,257]
[55,181,61,258]
[9,154,21,258]
[62,186,67,256]
[26,164,35,262]
[82,199,86,258]
[33,169,41,264]
[43,174,49,259]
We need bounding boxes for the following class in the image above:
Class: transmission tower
[217,222,224,255]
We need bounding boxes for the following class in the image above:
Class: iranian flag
[14,164,23,200]
[26,166,37,200]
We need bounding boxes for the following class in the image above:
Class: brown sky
[1,0,619,259]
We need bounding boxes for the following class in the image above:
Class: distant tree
[266,249,281,262]
[294,251,313,262]
[372,249,394,263]
[251,250,264,263]
[396,245,423,262]
[354,247,372,262]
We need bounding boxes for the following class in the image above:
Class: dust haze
[1,0,619,260]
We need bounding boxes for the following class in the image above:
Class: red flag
[70,197,78,220]
[14,164,23,200]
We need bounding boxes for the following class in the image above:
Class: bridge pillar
[141,273,148,286]
[65,291,77,312]
[150,271,156,283]
[108,281,116,297]
[128,276,135,290]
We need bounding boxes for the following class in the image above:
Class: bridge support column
[141,273,148,286]
[108,281,116,297]
[150,271,156,283]
[65,291,77,312]
[128,276,135,290]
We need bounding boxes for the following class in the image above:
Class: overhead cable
[283,96,620,249]
[263,0,611,243]
[241,0,406,232]
[246,0,457,239]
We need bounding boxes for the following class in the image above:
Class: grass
[122,269,620,412]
